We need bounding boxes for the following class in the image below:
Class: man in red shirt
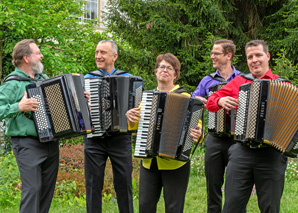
[206,40,288,213]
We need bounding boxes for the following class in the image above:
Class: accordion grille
[246,81,261,139]
[44,83,70,133]
[183,109,202,152]
[135,86,143,108]
[146,94,158,152]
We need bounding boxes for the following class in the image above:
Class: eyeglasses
[210,52,225,57]
[158,65,175,72]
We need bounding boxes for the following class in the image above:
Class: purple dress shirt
[192,65,241,98]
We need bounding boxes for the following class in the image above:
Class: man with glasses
[192,39,241,213]
[0,39,59,213]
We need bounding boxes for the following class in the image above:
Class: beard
[31,58,44,74]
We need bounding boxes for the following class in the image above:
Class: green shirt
[0,67,46,137]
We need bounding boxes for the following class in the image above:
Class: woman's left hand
[190,125,202,142]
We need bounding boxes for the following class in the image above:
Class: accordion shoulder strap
[171,86,190,95]
[239,73,256,81]
[2,73,46,84]
[208,72,227,83]
[274,77,291,83]
[239,73,291,83]
[89,69,129,77]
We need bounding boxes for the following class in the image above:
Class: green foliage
[103,0,298,91]
[0,0,102,79]
[272,49,298,85]
[0,152,21,207]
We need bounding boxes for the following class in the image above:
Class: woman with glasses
[126,53,203,213]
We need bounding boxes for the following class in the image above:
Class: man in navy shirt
[192,39,241,213]
[84,40,133,213]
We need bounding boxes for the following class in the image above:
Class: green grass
[2,149,298,213]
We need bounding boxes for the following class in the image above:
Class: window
[80,0,98,22]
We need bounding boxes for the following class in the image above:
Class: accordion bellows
[134,91,204,161]
[234,80,298,157]
[26,74,93,142]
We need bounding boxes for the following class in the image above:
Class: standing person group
[0,38,288,213]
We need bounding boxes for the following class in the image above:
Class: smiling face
[155,59,178,85]
[210,44,232,70]
[246,44,270,78]
[95,42,118,73]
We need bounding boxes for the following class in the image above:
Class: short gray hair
[245,40,269,54]
[98,40,118,54]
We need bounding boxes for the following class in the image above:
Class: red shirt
[206,68,280,112]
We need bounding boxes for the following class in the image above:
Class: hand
[84,91,91,111]
[194,96,207,104]
[218,96,239,111]
[126,107,140,124]
[84,91,90,102]
[18,91,39,112]
[190,125,202,142]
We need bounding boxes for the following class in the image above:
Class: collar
[215,65,239,78]
[156,85,180,92]
[99,67,116,76]
[252,68,276,79]
[15,67,43,80]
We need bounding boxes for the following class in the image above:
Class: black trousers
[139,158,190,213]
[223,143,288,213]
[84,134,133,213]
[11,136,59,213]
[204,134,235,213]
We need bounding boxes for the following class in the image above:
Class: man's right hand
[18,91,39,112]
[218,96,239,111]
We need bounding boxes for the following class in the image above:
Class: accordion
[208,83,234,136]
[85,76,143,138]
[134,91,204,161]
[26,74,93,142]
[234,79,298,157]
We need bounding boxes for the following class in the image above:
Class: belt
[239,141,270,149]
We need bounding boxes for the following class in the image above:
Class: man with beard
[192,39,241,213]
[84,40,133,213]
[0,39,59,213]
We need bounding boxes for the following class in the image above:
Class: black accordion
[234,79,298,157]
[208,83,234,136]
[26,74,93,142]
[134,91,204,161]
[85,76,143,138]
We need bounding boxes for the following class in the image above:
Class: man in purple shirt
[192,39,241,213]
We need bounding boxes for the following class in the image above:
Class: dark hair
[98,40,118,54]
[245,40,269,54]
[155,53,181,83]
[12,39,35,67]
[214,39,236,59]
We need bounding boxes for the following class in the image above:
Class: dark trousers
[11,136,59,213]
[84,134,133,213]
[139,158,190,213]
[223,143,288,213]
[204,134,235,213]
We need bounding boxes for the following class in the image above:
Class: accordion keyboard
[134,92,154,158]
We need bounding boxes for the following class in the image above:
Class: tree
[103,0,298,90]
[0,0,102,79]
